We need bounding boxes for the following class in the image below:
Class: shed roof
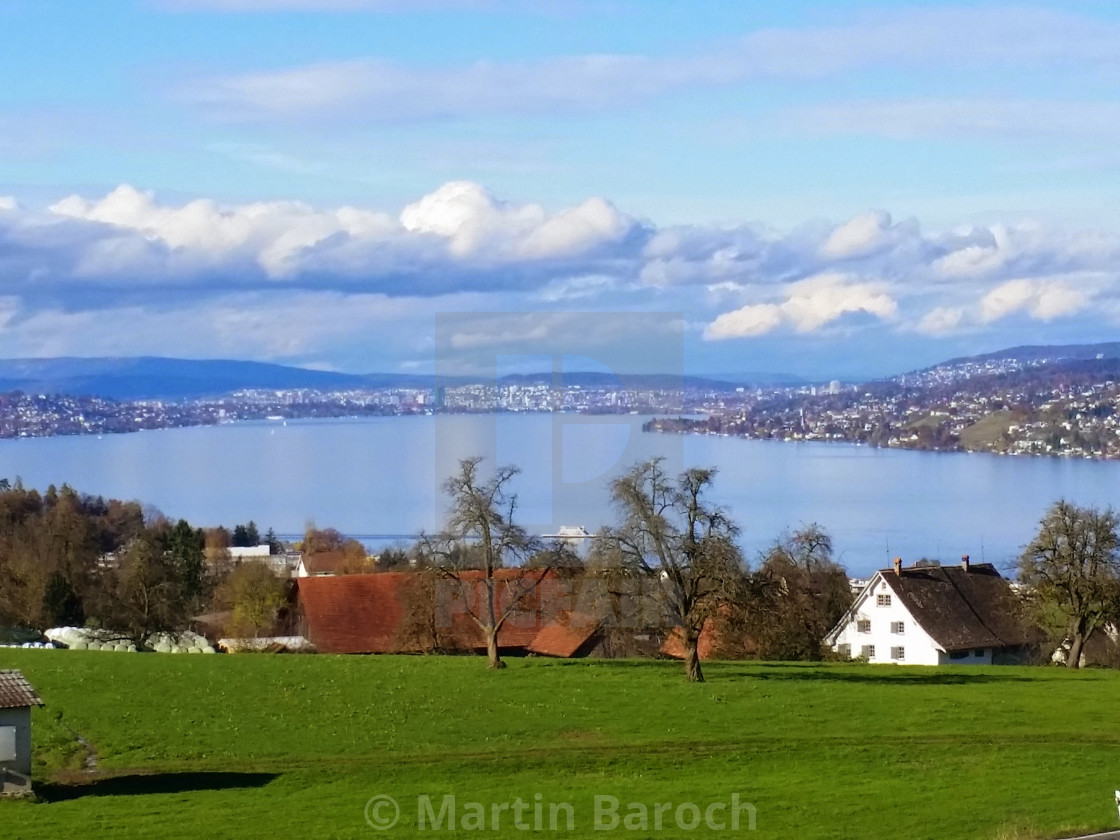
[882,563,1044,651]
[527,612,600,657]
[0,670,43,709]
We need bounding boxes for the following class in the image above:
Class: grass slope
[2,652,1119,839]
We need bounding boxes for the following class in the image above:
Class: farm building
[0,670,43,795]
[294,570,602,657]
[826,556,1043,665]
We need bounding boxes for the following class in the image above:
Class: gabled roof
[0,670,43,709]
[297,572,411,653]
[880,563,1042,652]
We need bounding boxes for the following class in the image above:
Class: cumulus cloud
[916,306,965,336]
[5,181,1120,367]
[30,181,638,291]
[398,181,632,260]
[704,273,897,340]
[820,210,918,259]
[979,278,1090,323]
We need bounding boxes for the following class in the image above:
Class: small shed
[0,669,43,795]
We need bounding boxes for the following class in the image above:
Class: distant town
[2,344,1120,459]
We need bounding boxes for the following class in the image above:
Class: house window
[891,646,905,661]
[861,645,875,659]
[877,594,892,607]
[891,621,905,634]
[837,643,851,658]
[857,619,871,633]
[949,650,968,661]
[973,648,986,657]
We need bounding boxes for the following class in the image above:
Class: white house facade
[826,557,1040,666]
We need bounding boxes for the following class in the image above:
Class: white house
[826,556,1041,666]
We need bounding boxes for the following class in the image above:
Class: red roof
[298,573,410,653]
[296,569,575,655]
[660,619,720,660]
[527,612,601,657]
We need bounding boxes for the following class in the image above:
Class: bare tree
[1020,500,1120,668]
[751,524,852,661]
[598,458,744,682]
[421,457,555,669]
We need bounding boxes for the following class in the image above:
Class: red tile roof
[527,612,601,657]
[297,573,410,654]
[296,569,571,655]
[0,670,42,709]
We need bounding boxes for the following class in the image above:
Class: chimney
[893,557,902,576]
[961,554,970,572]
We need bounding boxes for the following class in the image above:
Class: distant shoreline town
[1,342,1119,460]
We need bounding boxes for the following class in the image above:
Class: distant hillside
[0,357,744,400]
[0,357,440,400]
[933,342,1120,370]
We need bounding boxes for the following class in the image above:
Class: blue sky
[2,1,1120,378]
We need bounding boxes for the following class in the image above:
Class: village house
[826,556,1043,665]
[0,670,43,795]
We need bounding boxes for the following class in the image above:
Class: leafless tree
[1020,499,1120,668]
[597,458,744,682]
[421,456,557,669]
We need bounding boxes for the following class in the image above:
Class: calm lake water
[0,413,1117,575]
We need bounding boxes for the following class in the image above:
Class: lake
[0,413,1116,575]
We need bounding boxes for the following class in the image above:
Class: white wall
[937,647,992,665]
[831,573,944,666]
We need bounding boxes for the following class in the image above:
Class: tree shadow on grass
[709,662,1046,685]
[39,771,279,802]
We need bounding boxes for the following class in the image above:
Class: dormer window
[877,594,892,607]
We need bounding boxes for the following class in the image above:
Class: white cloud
[50,184,398,276]
[704,273,897,340]
[979,278,1089,323]
[40,181,634,284]
[916,306,964,336]
[0,197,16,212]
[821,210,908,259]
[6,181,1120,369]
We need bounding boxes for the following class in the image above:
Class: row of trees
[426,456,852,681]
[0,481,285,646]
[5,467,1117,676]
[427,457,1120,677]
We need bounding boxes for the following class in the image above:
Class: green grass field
[3,652,1120,839]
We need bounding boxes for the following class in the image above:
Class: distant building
[229,545,272,561]
[0,670,43,795]
[828,380,841,395]
[826,557,1043,665]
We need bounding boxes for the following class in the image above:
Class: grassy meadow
[2,651,1120,839]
